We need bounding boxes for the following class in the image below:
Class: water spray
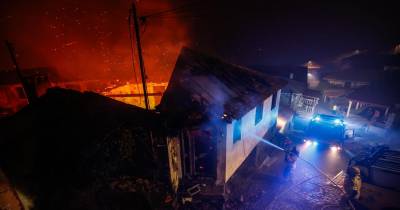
[254,134,355,210]
[251,135,285,151]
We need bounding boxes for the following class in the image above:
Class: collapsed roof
[158,47,287,125]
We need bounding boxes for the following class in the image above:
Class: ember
[0,0,189,82]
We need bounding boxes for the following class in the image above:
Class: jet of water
[251,134,284,151]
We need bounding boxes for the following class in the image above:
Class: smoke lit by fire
[0,0,189,82]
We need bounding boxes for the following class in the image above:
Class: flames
[102,81,168,109]
[0,0,189,83]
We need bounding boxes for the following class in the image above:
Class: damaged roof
[159,47,287,124]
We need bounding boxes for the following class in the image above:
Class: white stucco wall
[225,89,281,182]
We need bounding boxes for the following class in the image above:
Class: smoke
[0,0,189,82]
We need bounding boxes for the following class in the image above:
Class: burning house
[0,67,107,117]
[102,82,168,109]
[0,68,51,116]
[158,48,287,199]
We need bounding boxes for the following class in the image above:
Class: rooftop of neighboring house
[303,60,322,69]
[347,84,400,106]
[323,70,382,83]
[0,67,106,86]
[0,88,164,209]
[249,65,308,84]
[158,47,287,126]
[340,52,400,70]
[0,67,59,85]
[1,88,161,143]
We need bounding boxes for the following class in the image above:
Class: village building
[0,88,166,209]
[251,65,308,84]
[0,67,108,117]
[323,70,376,89]
[303,60,321,89]
[157,48,287,198]
[319,70,380,108]
[345,85,399,121]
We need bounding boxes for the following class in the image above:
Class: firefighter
[350,166,362,200]
[283,146,299,181]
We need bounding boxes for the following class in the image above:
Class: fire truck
[306,114,346,150]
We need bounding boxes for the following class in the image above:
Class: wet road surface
[226,141,352,210]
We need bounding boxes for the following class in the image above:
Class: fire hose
[255,135,355,210]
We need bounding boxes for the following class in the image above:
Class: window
[271,92,277,110]
[233,118,242,143]
[255,103,263,125]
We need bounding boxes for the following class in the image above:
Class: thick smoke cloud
[0,0,189,82]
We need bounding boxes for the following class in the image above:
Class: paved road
[297,142,349,180]
[226,142,352,210]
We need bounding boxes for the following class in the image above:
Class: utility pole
[131,2,150,110]
[5,41,37,104]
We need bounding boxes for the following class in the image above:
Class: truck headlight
[312,116,321,122]
[334,119,344,126]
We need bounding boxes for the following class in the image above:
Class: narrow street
[226,142,351,210]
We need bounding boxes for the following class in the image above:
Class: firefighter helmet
[352,166,361,175]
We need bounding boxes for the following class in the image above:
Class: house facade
[158,48,286,198]
[323,70,376,89]
[224,90,281,181]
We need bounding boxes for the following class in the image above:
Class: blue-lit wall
[224,89,281,182]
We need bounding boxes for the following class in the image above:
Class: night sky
[0,0,399,82]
